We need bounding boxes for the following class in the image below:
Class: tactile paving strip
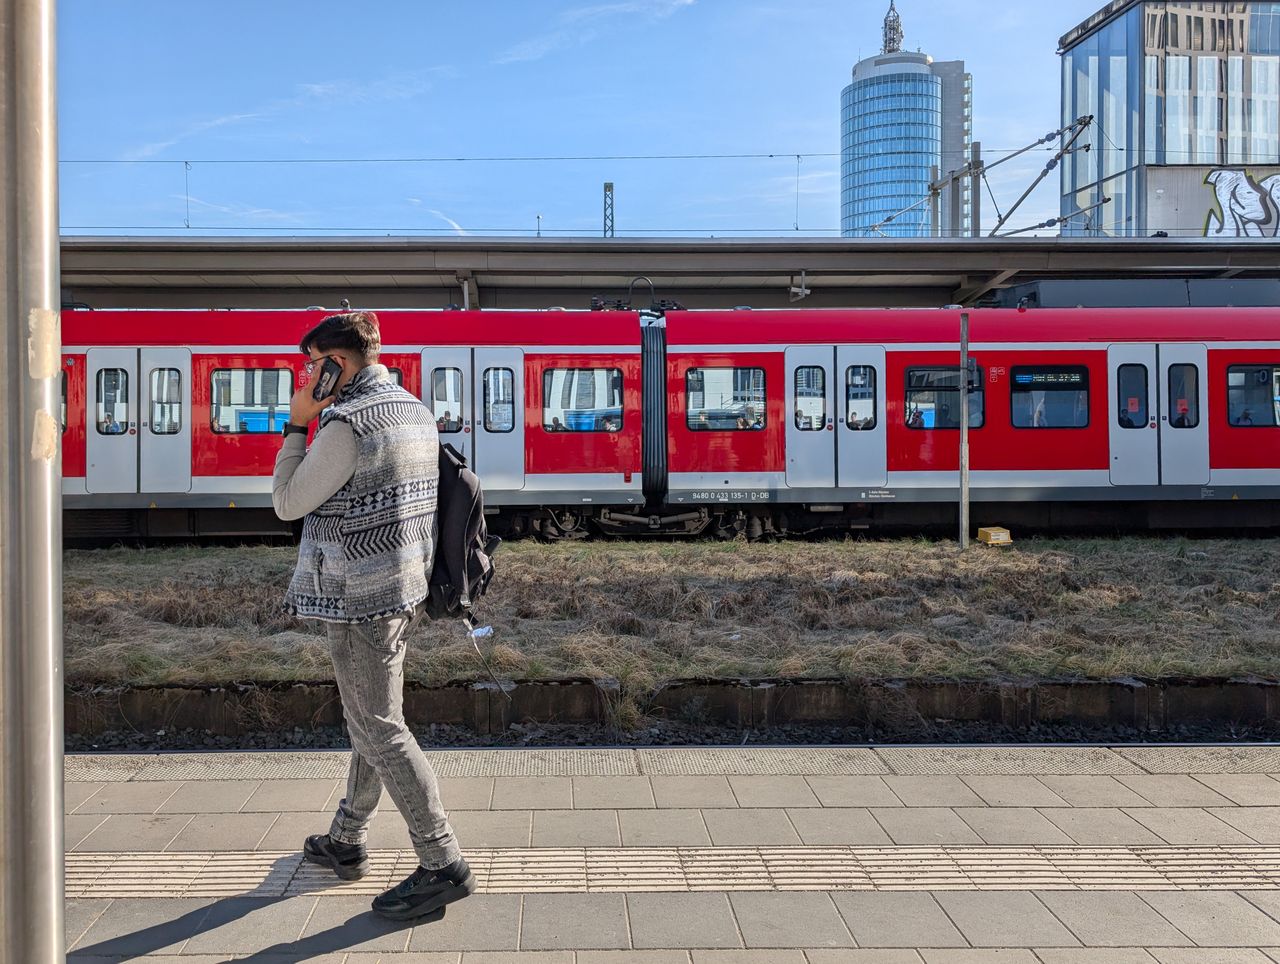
[1116,746,1280,775]
[876,746,1141,776]
[64,846,1280,898]
[637,747,888,776]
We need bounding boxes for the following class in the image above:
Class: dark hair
[299,311,381,364]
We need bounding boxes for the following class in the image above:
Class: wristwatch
[282,423,309,437]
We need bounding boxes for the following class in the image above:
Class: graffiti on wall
[1204,168,1280,238]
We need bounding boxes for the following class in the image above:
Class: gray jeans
[326,609,461,871]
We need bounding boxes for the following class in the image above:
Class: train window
[431,368,464,433]
[60,370,67,434]
[904,367,984,429]
[210,368,292,434]
[793,367,825,431]
[95,368,129,435]
[483,367,515,433]
[543,368,623,432]
[1227,364,1280,427]
[846,366,877,430]
[1168,364,1199,429]
[1010,366,1089,429]
[149,368,183,435]
[1116,364,1149,428]
[686,367,766,431]
[387,367,403,387]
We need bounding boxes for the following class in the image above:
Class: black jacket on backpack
[426,443,500,621]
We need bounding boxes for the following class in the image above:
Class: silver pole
[958,311,970,550]
[970,141,982,238]
[929,165,940,238]
[0,0,64,961]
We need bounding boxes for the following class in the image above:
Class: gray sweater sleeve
[272,420,358,521]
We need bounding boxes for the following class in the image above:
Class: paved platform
[64,745,1280,962]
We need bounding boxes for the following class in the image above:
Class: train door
[1107,344,1159,486]
[474,348,525,490]
[85,348,138,494]
[139,348,191,493]
[1158,343,1210,486]
[784,346,836,487]
[422,348,473,466]
[835,346,888,488]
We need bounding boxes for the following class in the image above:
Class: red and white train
[62,306,1280,538]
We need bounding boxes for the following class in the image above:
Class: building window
[431,368,463,433]
[542,368,623,432]
[95,368,128,435]
[793,366,825,431]
[1166,55,1193,163]
[210,369,292,434]
[1227,364,1280,427]
[1168,364,1199,429]
[1252,55,1280,162]
[483,368,515,433]
[904,367,984,429]
[1011,366,1089,429]
[846,366,877,430]
[686,367,766,430]
[387,367,403,387]
[149,368,182,435]
[1117,364,1148,428]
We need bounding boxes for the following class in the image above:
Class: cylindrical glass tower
[841,53,942,237]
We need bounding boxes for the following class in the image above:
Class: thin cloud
[494,0,694,64]
[125,112,262,161]
[429,208,468,235]
[171,194,304,223]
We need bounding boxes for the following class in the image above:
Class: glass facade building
[1061,1,1280,236]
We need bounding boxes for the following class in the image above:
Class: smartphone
[311,357,342,402]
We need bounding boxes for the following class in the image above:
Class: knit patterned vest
[283,364,439,623]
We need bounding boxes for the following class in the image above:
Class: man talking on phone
[272,310,472,922]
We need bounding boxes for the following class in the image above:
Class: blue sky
[58,0,1106,237]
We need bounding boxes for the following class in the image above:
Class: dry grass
[64,537,1280,691]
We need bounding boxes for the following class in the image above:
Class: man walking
[273,311,473,921]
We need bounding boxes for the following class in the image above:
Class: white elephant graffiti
[1204,168,1280,237]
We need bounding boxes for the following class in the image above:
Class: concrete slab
[166,812,278,851]
[1124,807,1258,845]
[1148,951,1276,964]
[579,953,693,964]
[1139,892,1280,946]
[1037,808,1167,845]
[932,892,1080,947]
[727,776,821,808]
[1117,775,1237,808]
[73,780,184,815]
[256,811,333,852]
[627,892,741,949]
[295,895,415,953]
[65,782,105,812]
[574,776,657,809]
[803,777,902,808]
[701,809,802,846]
[404,894,521,951]
[157,780,261,813]
[1035,776,1152,808]
[618,810,712,847]
[533,810,622,847]
[75,814,194,852]
[805,952,924,964]
[1206,807,1280,844]
[918,952,1040,963]
[1191,774,1280,806]
[727,892,853,948]
[437,777,495,811]
[869,808,984,846]
[519,894,630,950]
[65,814,108,850]
[690,953,806,964]
[181,895,319,954]
[67,897,216,956]
[489,777,574,811]
[882,777,985,808]
[446,810,533,848]
[829,892,966,948]
[650,776,739,809]
[1034,891,1193,947]
[954,808,1075,845]
[1032,952,1156,963]
[960,776,1069,808]
[243,779,341,813]
[784,808,893,846]
[65,898,112,950]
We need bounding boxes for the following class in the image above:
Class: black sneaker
[303,833,370,881]
[372,858,475,921]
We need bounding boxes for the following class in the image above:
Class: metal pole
[970,141,982,238]
[0,0,64,960]
[929,165,940,238]
[949,179,962,240]
[958,312,970,551]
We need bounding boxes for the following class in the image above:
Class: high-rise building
[1060,1,1280,237]
[840,1,973,237]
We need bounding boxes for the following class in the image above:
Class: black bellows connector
[641,323,669,505]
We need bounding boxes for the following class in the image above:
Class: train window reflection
[793,367,825,430]
[904,367,984,429]
[846,366,877,430]
[96,368,129,435]
[543,368,623,432]
[1117,364,1148,428]
[686,367,766,431]
[432,368,464,433]
[211,369,292,433]
[1227,364,1280,427]
[149,368,183,435]
[1011,366,1089,429]
[1168,364,1199,429]
[387,367,404,387]
[483,367,515,433]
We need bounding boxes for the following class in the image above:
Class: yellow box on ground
[977,526,1012,545]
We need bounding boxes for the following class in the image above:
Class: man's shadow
[70,853,444,962]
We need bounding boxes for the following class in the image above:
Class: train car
[61,305,1280,539]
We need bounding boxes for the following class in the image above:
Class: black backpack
[426,443,500,624]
